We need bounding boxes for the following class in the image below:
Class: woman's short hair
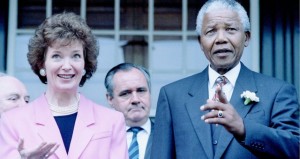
[27,12,99,86]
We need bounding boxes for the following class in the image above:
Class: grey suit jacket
[150,63,299,159]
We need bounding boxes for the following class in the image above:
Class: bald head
[0,75,29,115]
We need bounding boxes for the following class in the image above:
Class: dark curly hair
[27,12,99,86]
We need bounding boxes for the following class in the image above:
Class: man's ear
[244,31,251,47]
[197,35,204,50]
[106,93,114,108]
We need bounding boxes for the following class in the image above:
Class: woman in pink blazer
[0,12,128,159]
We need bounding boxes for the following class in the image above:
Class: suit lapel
[144,120,154,159]
[68,95,95,158]
[185,68,214,159]
[34,95,68,159]
[214,64,258,159]
[231,64,258,118]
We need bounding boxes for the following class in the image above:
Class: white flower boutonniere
[240,90,259,105]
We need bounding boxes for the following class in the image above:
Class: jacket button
[213,140,218,145]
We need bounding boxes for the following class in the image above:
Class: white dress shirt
[126,118,151,159]
[208,62,241,101]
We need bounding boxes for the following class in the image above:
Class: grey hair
[196,0,250,35]
[104,63,151,98]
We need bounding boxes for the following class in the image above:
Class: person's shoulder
[252,71,292,86]
[164,69,207,89]
[81,95,123,117]
[1,101,34,121]
[90,104,125,124]
[93,103,121,115]
[243,70,297,95]
[242,64,292,87]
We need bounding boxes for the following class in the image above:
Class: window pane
[154,0,182,30]
[186,36,208,70]
[52,0,80,15]
[187,0,204,31]
[120,0,148,30]
[239,0,250,14]
[87,0,114,29]
[120,35,149,68]
[152,36,182,71]
[15,34,32,70]
[96,35,124,70]
[18,0,46,28]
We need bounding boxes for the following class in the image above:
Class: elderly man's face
[0,76,29,115]
[199,9,250,74]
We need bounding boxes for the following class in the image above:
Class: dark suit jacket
[150,63,299,159]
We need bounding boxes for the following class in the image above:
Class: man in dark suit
[150,0,299,159]
[105,63,154,159]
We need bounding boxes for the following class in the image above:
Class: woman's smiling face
[44,40,85,93]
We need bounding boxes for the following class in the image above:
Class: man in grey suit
[105,63,153,159]
[150,0,299,159]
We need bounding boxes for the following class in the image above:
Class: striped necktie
[213,76,227,102]
[211,76,228,153]
[128,127,143,159]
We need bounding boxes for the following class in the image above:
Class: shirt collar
[126,118,151,134]
[208,62,241,88]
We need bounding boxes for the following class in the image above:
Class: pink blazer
[0,94,129,159]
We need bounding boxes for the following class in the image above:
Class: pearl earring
[82,69,86,76]
[39,68,46,76]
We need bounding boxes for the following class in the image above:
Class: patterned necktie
[128,127,143,159]
[213,76,227,102]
